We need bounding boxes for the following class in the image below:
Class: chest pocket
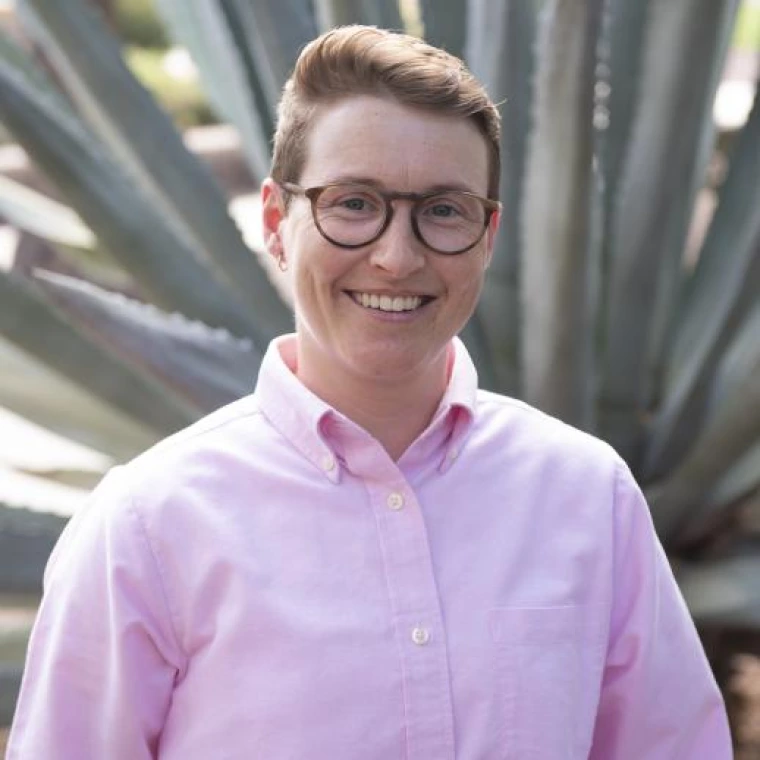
[489,606,601,760]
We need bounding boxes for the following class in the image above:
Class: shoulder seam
[125,483,187,670]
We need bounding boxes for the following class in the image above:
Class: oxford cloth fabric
[8,335,731,759]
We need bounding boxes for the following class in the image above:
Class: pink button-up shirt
[8,336,731,759]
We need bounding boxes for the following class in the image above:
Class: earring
[270,234,287,272]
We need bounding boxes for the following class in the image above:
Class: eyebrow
[319,174,482,195]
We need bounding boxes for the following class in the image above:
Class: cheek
[445,259,487,297]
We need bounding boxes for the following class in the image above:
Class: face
[262,95,500,388]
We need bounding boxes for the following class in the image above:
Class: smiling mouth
[347,291,434,313]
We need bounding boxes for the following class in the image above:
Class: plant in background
[0,0,758,709]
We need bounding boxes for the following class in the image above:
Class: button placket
[370,478,456,758]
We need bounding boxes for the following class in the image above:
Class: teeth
[354,293,423,312]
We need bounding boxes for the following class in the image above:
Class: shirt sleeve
[7,466,183,759]
[589,461,733,759]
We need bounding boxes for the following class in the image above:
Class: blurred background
[0,0,759,754]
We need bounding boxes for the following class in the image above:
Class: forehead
[300,95,490,194]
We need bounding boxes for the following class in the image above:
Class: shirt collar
[254,334,478,481]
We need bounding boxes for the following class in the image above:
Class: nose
[368,203,426,278]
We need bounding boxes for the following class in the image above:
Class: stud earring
[277,253,288,272]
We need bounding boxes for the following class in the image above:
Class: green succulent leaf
[676,551,760,627]
[644,1,740,411]
[469,0,538,395]
[594,0,651,373]
[0,174,95,250]
[313,0,403,30]
[0,20,68,107]
[646,349,760,542]
[0,336,157,460]
[0,55,264,341]
[219,0,318,115]
[678,442,760,546]
[597,0,651,224]
[0,270,200,436]
[419,0,467,57]
[670,306,760,542]
[598,0,741,464]
[644,84,760,480]
[154,0,273,178]
[18,0,292,341]
[520,0,604,429]
[33,271,262,414]
[0,504,68,596]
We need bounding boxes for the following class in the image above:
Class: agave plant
[0,0,759,637]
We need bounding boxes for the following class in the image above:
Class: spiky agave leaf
[218,0,318,116]
[313,0,403,30]
[154,0,274,179]
[17,0,292,342]
[672,305,760,543]
[0,44,263,340]
[0,173,95,250]
[678,443,760,546]
[467,0,539,395]
[594,0,651,373]
[644,85,760,480]
[646,348,760,541]
[419,0,467,57]
[643,1,740,410]
[597,0,740,465]
[33,270,262,413]
[520,0,604,429]
[0,336,158,460]
[0,270,200,435]
[0,503,67,595]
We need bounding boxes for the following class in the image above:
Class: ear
[261,178,286,263]
[483,206,501,269]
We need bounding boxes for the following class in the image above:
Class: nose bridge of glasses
[366,194,427,269]
[380,192,427,246]
[385,189,425,214]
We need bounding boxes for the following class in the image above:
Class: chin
[344,344,432,381]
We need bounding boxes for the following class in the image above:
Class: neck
[295,347,450,461]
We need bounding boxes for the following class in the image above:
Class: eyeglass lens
[314,184,487,253]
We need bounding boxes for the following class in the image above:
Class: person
[8,25,731,760]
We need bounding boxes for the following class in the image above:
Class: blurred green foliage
[113,0,167,49]
[733,1,760,50]
[125,46,215,128]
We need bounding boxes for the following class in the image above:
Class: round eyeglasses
[280,182,500,255]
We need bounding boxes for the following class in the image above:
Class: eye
[340,196,371,211]
[427,201,459,218]
[318,185,383,217]
[420,193,481,224]
[421,194,467,220]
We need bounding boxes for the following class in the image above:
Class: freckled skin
[262,95,500,407]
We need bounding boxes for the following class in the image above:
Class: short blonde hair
[271,25,501,199]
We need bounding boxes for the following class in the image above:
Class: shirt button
[387,492,404,511]
[411,627,430,646]
[447,448,459,461]
[320,453,336,472]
